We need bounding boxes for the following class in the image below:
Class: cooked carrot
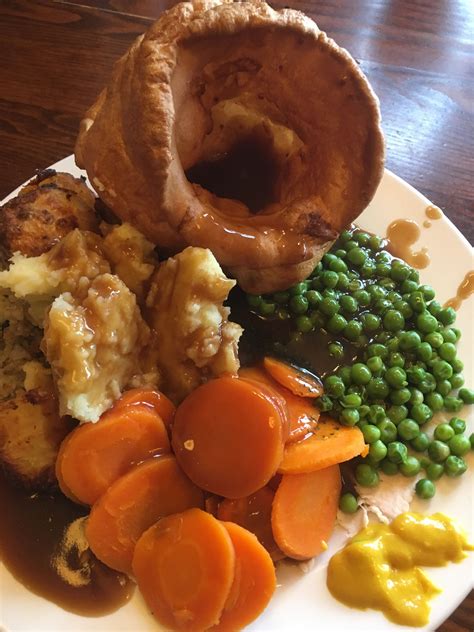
[56,404,170,505]
[271,465,341,560]
[172,376,286,498]
[109,387,175,429]
[263,356,323,398]
[212,521,276,631]
[240,366,319,443]
[132,508,235,631]
[86,455,203,574]
[217,487,284,561]
[278,415,366,474]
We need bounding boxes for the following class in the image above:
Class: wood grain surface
[0,0,472,629]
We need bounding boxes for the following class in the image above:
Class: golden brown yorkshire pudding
[75,0,384,293]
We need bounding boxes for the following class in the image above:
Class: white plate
[1,155,473,632]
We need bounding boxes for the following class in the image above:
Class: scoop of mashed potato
[146,247,242,402]
[43,273,150,422]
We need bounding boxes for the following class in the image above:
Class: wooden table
[0,0,472,629]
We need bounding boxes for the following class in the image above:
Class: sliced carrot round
[172,377,286,498]
[271,465,341,560]
[132,508,235,631]
[86,455,203,574]
[263,356,323,398]
[217,487,283,561]
[212,521,276,631]
[278,415,366,474]
[56,404,170,505]
[110,387,175,429]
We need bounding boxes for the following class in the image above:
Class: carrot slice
[132,508,235,631]
[86,455,203,574]
[217,487,284,561]
[110,387,175,429]
[172,376,286,498]
[263,356,323,398]
[278,415,366,474]
[271,465,341,560]
[56,404,170,505]
[212,522,276,631]
[239,367,319,444]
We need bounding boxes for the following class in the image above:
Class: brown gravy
[425,204,443,220]
[444,270,474,311]
[0,471,134,616]
[385,219,430,269]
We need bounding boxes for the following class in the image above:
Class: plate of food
[0,1,472,631]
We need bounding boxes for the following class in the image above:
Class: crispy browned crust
[76,0,385,292]
[0,389,75,491]
[0,170,99,258]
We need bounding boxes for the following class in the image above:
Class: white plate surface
[1,155,473,632]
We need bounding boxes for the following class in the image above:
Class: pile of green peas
[246,227,473,506]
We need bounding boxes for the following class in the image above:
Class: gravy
[385,219,430,269]
[444,270,474,311]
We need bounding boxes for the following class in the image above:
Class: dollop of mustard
[327,512,473,627]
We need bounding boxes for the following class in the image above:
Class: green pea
[444,396,463,412]
[374,298,392,314]
[324,375,346,398]
[326,314,347,334]
[305,290,322,306]
[368,404,386,424]
[409,387,424,405]
[340,229,353,242]
[428,440,450,463]
[336,273,350,290]
[259,301,276,316]
[470,433,474,450]
[387,441,408,464]
[359,405,370,419]
[366,357,383,376]
[449,417,466,434]
[399,456,421,477]
[433,423,454,443]
[441,328,457,343]
[382,309,404,332]
[340,295,358,314]
[387,405,408,424]
[447,434,471,457]
[329,257,348,273]
[411,403,433,425]
[366,343,388,359]
[368,235,383,251]
[322,270,339,289]
[451,357,464,373]
[366,377,389,400]
[417,311,438,333]
[418,373,437,394]
[376,263,391,277]
[409,269,420,282]
[316,395,333,412]
[354,231,370,246]
[390,388,411,405]
[450,374,465,389]
[381,459,399,475]
[416,342,433,363]
[399,331,422,351]
[438,342,456,363]
[415,478,436,499]
[436,379,451,397]
[369,439,388,462]
[311,277,323,291]
[387,353,405,369]
[428,300,442,316]
[390,261,411,282]
[348,279,364,292]
[401,279,419,293]
[411,432,430,452]
[385,367,407,389]
[360,262,376,278]
[432,360,453,380]
[289,295,309,315]
[344,320,363,341]
[425,332,444,348]
[362,424,381,444]
[340,408,360,426]
[426,462,444,481]
[247,294,263,308]
[375,251,391,264]
[295,315,313,333]
[355,463,379,487]
[347,247,368,267]
[409,291,426,313]
[310,311,326,329]
[437,307,456,326]
[397,418,420,441]
[444,455,467,477]
[328,341,344,359]
[459,388,474,404]
[290,282,309,295]
[273,290,290,304]
[351,363,372,385]
[353,289,371,307]
[394,300,413,319]
[376,420,397,446]
[425,392,444,411]
[341,393,362,408]
[337,366,352,386]
[339,492,359,514]
[419,285,435,300]
[361,313,380,333]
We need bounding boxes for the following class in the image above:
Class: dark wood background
[0,0,472,629]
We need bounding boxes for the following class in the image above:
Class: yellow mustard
[327,512,473,627]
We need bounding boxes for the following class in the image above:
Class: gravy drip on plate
[0,471,134,616]
[444,270,474,311]
[385,219,430,269]
[423,204,443,228]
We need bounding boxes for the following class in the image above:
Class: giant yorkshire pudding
[75,0,384,293]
